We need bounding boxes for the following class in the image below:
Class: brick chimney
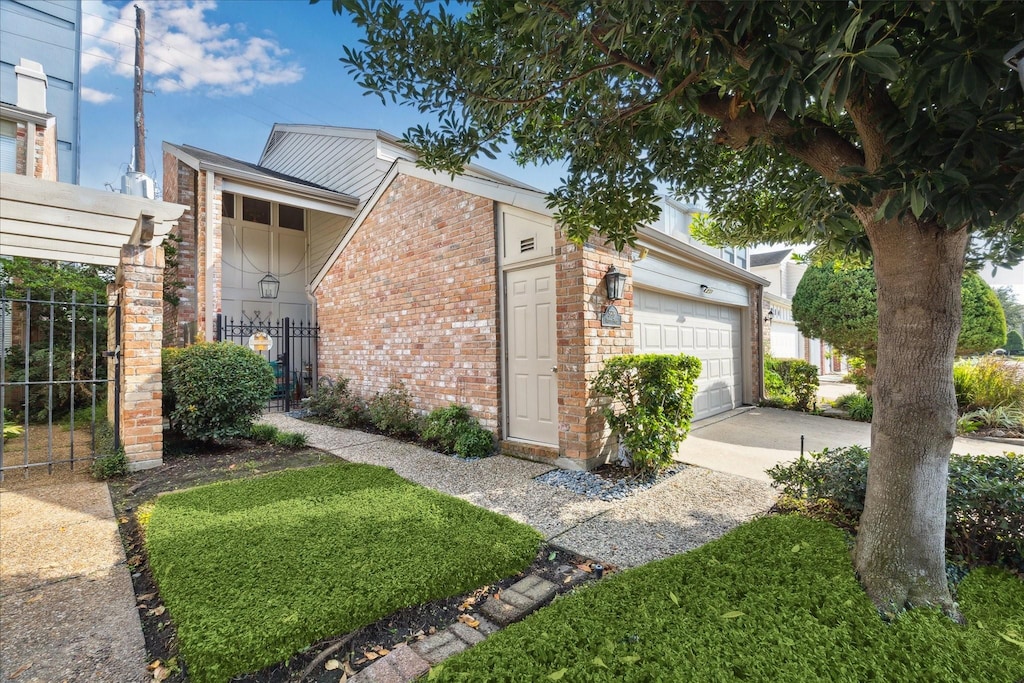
[15,58,48,114]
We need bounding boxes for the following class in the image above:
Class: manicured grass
[434,516,1024,683]
[145,463,542,683]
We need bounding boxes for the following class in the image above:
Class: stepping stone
[479,576,557,626]
[349,643,431,683]
[410,629,470,665]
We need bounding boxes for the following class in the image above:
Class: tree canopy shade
[324,0,1024,613]
[792,264,1008,364]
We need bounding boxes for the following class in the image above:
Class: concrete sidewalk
[676,406,1020,482]
[0,469,146,683]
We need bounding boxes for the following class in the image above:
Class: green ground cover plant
[145,463,541,683]
[954,357,1024,411]
[431,516,1024,683]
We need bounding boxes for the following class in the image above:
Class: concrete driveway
[675,406,1020,482]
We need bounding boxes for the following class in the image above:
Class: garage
[635,287,744,420]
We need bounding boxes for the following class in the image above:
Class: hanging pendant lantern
[258,272,280,300]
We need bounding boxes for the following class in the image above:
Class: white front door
[506,263,558,445]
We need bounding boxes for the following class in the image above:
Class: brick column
[555,236,633,470]
[116,241,165,471]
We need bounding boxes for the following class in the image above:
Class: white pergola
[0,173,186,266]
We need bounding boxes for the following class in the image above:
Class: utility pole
[133,4,146,174]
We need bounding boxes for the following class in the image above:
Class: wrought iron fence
[0,288,120,479]
[215,312,318,412]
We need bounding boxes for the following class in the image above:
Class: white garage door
[771,324,801,360]
[635,288,744,420]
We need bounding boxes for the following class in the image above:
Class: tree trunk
[854,219,969,613]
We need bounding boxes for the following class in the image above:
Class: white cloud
[80,0,303,96]
[81,86,116,104]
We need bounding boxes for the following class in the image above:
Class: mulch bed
[110,438,602,682]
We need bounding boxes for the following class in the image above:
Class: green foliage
[161,347,185,417]
[248,423,279,443]
[957,272,1007,355]
[953,358,1024,411]
[272,430,308,449]
[422,404,494,457]
[167,343,275,442]
[792,264,879,365]
[430,515,1024,682]
[764,357,819,411]
[764,368,787,400]
[1005,330,1023,356]
[307,376,367,429]
[327,1,1023,259]
[367,381,418,437]
[2,408,23,442]
[769,447,1024,570]
[957,407,1023,432]
[591,354,701,474]
[837,393,874,422]
[145,463,541,683]
[454,423,495,459]
[994,287,1024,337]
[90,450,128,480]
[842,357,872,394]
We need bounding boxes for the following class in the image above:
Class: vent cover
[520,237,536,253]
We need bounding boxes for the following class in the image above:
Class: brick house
[163,125,768,470]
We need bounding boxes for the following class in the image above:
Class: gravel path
[261,414,777,568]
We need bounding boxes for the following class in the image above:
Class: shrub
[953,357,1024,411]
[1006,330,1024,355]
[765,356,820,410]
[307,377,367,429]
[842,356,872,394]
[422,404,473,453]
[764,368,789,402]
[844,393,874,422]
[591,353,701,474]
[249,424,279,443]
[957,406,1023,431]
[768,447,1024,570]
[454,423,495,458]
[162,346,186,416]
[368,381,418,437]
[167,342,275,442]
[90,450,128,480]
[272,431,308,449]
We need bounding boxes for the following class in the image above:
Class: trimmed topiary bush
[167,342,275,442]
[765,356,819,411]
[368,380,418,437]
[769,447,1024,570]
[591,353,701,474]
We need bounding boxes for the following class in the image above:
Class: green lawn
[434,515,1024,683]
[144,463,542,683]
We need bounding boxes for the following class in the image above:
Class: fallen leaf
[24,594,43,604]
[148,605,166,616]
[563,575,572,584]
[152,665,170,682]
[354,657,367,665]
[118,516,129,524]
[324,659,341,671]
[458,615,480,628]
[1000,631,1024,648]
[147,660,162,671]
[576,563,593,573]
[619,655,641,664]
[547,668,568,680]
[592,656,608,669]
[720,610,745,619]
[548,551,557,561]
[8,663,32,679]
[428,626,437,635]
[376,647,391,656]
[343,660,357,676]
[138,592,157,601]
[228,463,237,470]
[669,592,680,607]
[363,651,379,661]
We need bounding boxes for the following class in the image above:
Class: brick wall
[315,174,501,428]
[161,154,199,346]
[10,121,56,180]
[751,283,766,403]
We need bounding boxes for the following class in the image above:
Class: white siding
[308,211,352,277]
[633,254,750,308]
[260,133,385,199]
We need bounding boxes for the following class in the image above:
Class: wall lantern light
[259,272,280,300]
[1005,40,1024,90]
[700,284,714,295]
[605,265,628,300]
[764,307,776,323]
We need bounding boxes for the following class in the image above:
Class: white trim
[205,171,217,340]
[637,226,769,287]
[220,179,355,217]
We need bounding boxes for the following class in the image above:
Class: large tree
[994,285,1024,334]
[792,264,1008,367]
[325,0,1024,611]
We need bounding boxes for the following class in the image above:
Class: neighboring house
[749,248,844,374]
[0,0,81,183]
[163,125,768,470]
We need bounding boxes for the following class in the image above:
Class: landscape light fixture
[764,307,775,323]
[258,272,280,300]
[605,265,627,300]
[700,284,714,295]
[1005,40,1024,90]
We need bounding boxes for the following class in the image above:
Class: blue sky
[79,0,568,193]
[79,1,1021,295]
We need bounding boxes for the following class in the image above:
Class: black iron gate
[215,312,318,412]
[0,288,120,480]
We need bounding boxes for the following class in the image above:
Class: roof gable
[749,248,793,268]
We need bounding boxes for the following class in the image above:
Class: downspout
[755,284,765,402]
[190,168,199,343]
[204,170,216,341]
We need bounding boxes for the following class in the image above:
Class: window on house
[736,248,747,269]
[222,192,235,219]
[278,203,305,231]
[241,196,271,224]
[0,119,17,174]
[723,246,735,264]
